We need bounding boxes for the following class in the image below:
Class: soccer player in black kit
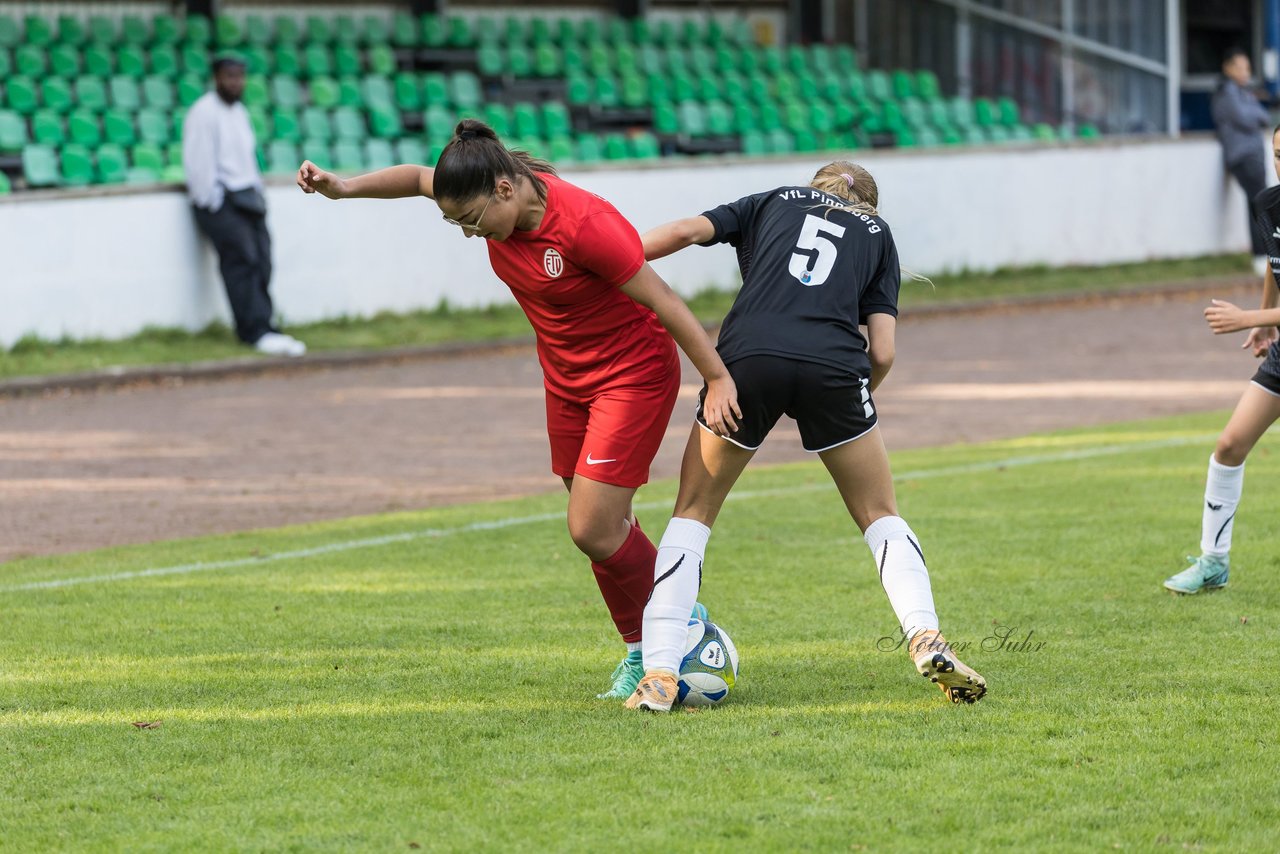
[624,161,987,712]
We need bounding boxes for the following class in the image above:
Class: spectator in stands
[1212,47,1273,278]
[182,53,305,356]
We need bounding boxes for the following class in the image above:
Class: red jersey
[486,173,677,399]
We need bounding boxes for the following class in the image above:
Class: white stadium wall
[0,135,1261,348]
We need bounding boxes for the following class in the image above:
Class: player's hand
[1244,324,1279,357]
[1205,299,1250,335]
[296,160,346,200]
[702,376,742,437]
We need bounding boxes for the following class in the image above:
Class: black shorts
[696,355,877,452]
[1253,340,1280,396]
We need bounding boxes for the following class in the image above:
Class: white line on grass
[2,432,1217,593]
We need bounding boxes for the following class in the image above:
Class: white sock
[1201,454,1244,557]
[864,515,939,643]
[641,517,710,675]
[625,641,642,654]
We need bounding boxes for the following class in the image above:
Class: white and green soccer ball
[678,618,740,706]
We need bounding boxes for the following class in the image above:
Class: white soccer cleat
[254,332,307,357]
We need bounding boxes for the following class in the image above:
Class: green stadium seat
[601,132,627,160]
[31,110,64,145]
[334,43,361,77]
[360,16,389,47]
[1077,123,1101,139]
[364,138,395,169]
[574,133,602,163]
[677,101,708,136]
[332,140,363,171]
[450,72,482,110]
[15,44,47,77]
[178,75,206,107]
[138,108,169,144]
[395,137,425,164]
[949,97,974,127]
[24,15,53,47]
[541,102,571,138]
[184,15,212,46]
[1009,124,1033,142]
[305,16,332,45]
[23,144,60,186]
[620,74,647,108]
[997,97,1020,126]
[152,16,180,46]
[214,15,243,47]
[973,97,996,126]
[60,143,94,185]
[247,105,270,139]
[512,102,540,138]
[507,45,533,77]
[270,75,303,109]
[697,75,722,102]
[765,128,794,154]
[271,109,300,142]
[480,103,510,137]
[150,46,179,78]
[118,15,148,46]
[43,78,75,114]
[706,100,733,135]
[126,164,161,184]
[97,143,129,183]
[272,15,301,46]
[166,141,182,166]
[103,109,136,145]
[986,124,1010,143]
[0,109,27,151]
[109,76,140,111]
[393,73,422,111]
[0,49,8,79]
[240,46,270,76]
[421,15,446,48]
[179,45,206,76]
[300,138,331,168]
[303,45,334,77]
[529,17,553,47]
[116,46,146,78]
[652,101,678,134]
[361,76,393,111]
[142,77,175,110]
[422,72,448,107]
[50,44,81,78]
[0,170,9,194]
[0,14,19,49]
[243,15,270,46]
[266,139,299,175]
[332,106,364,142]
[593,75,619,107]
[423,105,454,143]
[75,76,108,112]
[740,129,766,155]
[273,45,301,77]
[547,135,574,162]
[337,76,362,107]
[391,13,417,47]
[628,131,660,159]
[368,106,401,138]
[477,44,503,77]
[916,70,941,102]
[56,15,85,46]
[67,109,101,146]
[566,74,591,106]
[309,76,340,108]
[368,45,395,77]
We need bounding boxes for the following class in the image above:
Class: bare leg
[1214,383,1280,466]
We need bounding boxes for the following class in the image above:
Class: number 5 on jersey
[789,214,846,287]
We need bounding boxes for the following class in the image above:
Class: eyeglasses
[442,193,494,233]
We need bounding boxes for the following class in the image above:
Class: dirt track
[0,283,1263,563]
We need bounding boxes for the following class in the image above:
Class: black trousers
[193,201,276,344]
[1227,155,1268,257]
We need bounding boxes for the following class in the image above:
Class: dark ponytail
[433,118,558,204]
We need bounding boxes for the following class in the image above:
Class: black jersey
[700,185,900,373]
[1255,184,1280,276]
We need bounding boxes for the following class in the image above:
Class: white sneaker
[254,332,307,357]
[1254,255,1268,277]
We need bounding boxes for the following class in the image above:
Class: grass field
[2,411,1277,851]
[0,253,1251,381]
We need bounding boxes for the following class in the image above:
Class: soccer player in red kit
[297,119,740,698]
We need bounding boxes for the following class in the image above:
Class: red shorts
[545,371,681,489]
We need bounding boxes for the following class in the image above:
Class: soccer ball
[677,618,740,706]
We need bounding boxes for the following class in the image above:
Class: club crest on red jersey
[543,248,564,278]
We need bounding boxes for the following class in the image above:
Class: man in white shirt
[183,54,305,356]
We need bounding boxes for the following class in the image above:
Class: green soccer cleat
[597,649,645,699]
[1164,554,1229,595]
[691,601,709,622]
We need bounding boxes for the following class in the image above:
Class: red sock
[590,522,658,644]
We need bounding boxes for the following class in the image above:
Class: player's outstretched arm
[866,313,896,392]
[296,161,435,200]
[1205,299,1280,336]
[640,216,716,261]
[620,264,742,436]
